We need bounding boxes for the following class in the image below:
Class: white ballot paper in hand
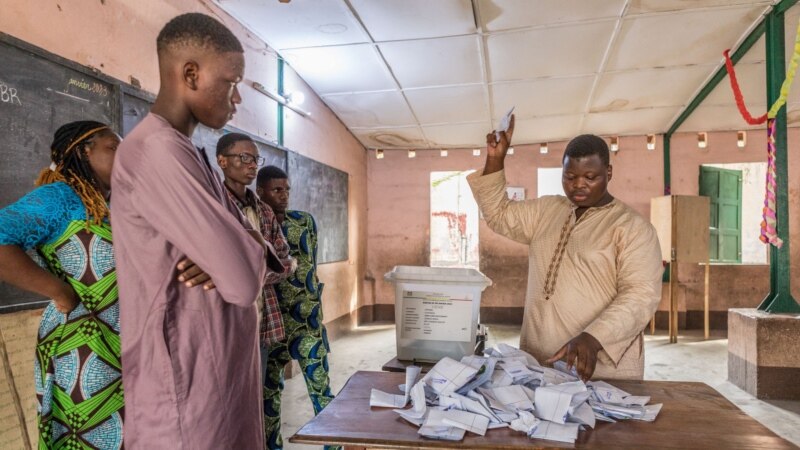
[495,106,515,142]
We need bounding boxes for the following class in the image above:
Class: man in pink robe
[111,13,280,448]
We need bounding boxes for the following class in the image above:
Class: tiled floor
[278,324,800,449]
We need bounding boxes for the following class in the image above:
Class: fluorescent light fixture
[609,136,619,152]
[737,131,747,148]
[376,149,384,159]
[440,149,448,157]
[540,143,548,154]
[252,82,311,117]
[473,148,481,156]
[286,91,305,105]
[408,149,416,158]
[647,134,656,151]
[698,132,708,149]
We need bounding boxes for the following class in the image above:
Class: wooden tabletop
[290,371,797,450]
[381,356,435,373]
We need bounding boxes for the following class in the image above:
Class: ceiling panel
[322,91,416,128]
[592,66,715,111]
[350,126,428,149]
[702,62,766,106]
[606,5,766,71]
[478,0,626,32]
[379,35,483,89]
[492,76,595,119]
[627,0,772,15]
[422,122,494,148]
[582,107,681,135]
[282,44,396,94]
[217,0,368,50]
[487,20,616,81]
[404,85,489,124]
[351,0,475,41]
[511,114,584,144]
[217,0,780,149]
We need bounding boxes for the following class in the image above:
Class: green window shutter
[699,166,742,263]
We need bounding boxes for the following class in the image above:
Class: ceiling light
[440,149,448,157]
[285,91,305,105]
[473,148,481,156]
[737,131,747,148]
[507,147,514,155]
[698,132,708,149]
[408,149,416,158]
[375,149,384,159]
[647,134,656,151]
[609,136,619,152]
[252,82,311,117]
[540,143,548,154]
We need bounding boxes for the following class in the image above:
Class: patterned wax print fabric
[0,182,123,449]
[263,210,338,450]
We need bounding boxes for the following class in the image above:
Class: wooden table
[290,371,797,449]
[381,356,435,373]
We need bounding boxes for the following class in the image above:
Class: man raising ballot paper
[467,114,662,381]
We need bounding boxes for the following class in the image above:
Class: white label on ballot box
[401,287,473,342]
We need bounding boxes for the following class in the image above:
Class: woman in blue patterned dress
[0,121,123,449]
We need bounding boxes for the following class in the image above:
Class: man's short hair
[257,165,288,188]
[563,134,610,167]
[216,132,253,157]
[157,13,243,55]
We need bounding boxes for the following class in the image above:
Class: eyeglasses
[222,153,265,166]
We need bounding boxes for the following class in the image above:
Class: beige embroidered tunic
[468,170,663,379]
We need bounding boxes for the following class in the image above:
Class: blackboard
[287,152,349,263]
[121,88,154,137]
[0,34,117,312]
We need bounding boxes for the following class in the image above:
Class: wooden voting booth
[650,195,710,343]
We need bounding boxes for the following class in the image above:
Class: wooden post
[704,260,710,339]
[669,257,677,343]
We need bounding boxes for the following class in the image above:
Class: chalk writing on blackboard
[67,77,109,97]
[0,80,22,105]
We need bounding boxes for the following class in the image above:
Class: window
[700,163,767,264]
[537,167,565,197]
[430,171,479,268]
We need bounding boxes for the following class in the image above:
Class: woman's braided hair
[35,120,111,226]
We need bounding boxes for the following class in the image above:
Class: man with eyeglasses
[216,133,295,385]
[256,165,339,450]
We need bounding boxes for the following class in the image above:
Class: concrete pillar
[728,308,800,399]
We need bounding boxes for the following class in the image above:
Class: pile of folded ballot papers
[369,343,663,444]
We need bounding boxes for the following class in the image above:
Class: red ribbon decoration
[723,49,768,125]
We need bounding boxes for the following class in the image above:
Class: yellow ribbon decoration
[767,17,800,118]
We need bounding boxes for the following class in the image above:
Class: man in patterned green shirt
[256,165,338,450]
